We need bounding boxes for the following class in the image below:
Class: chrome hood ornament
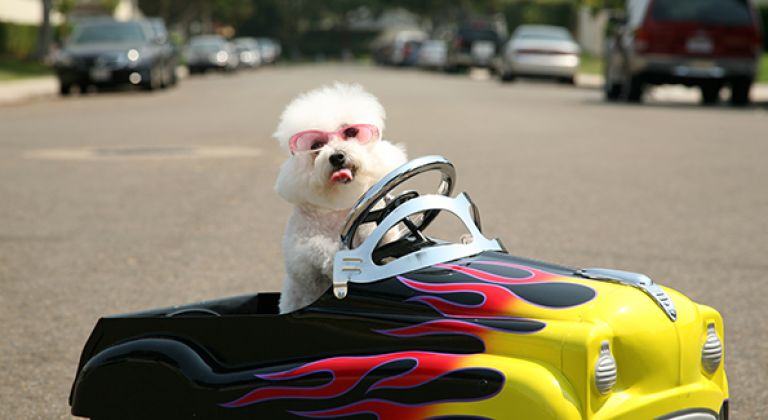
[577,268,677,321]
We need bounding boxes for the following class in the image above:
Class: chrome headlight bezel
[595,341,618,394]
[702,323,723,375]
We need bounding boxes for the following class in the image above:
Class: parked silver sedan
[496,25,580,84]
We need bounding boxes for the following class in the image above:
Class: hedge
[0,21,39,59]
[502,1,577,33]
[293,29,379,59]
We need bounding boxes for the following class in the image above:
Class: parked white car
[417,40,448,70]
[497,25,580,84]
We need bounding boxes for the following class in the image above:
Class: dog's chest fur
[279,205,348,310]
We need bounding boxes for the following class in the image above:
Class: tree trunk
[34,0,53,61]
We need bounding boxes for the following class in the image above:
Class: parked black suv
[604,0,763,105]
[53,19,178,95]
[440,15,508,71]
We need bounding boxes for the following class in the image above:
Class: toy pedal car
[69,156,728,420]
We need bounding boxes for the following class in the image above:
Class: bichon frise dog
[274,83,407,313]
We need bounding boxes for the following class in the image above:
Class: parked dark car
[186,35,239,74]
[145,17,180,86]
[603,0,763,105]
[441,15,508,71]
[255,37,282,64]
[234,37,262,68]
[53,19,177,95]
[372,29,428,66]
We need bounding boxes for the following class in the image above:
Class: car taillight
[634,26,650,52]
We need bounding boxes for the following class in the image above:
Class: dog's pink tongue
[330,168,353,183]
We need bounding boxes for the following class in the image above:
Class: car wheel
[604,82,622,101]
[169,66,178,86]
[730,78,751,106]
[603,53,622,101]
[159,65,170,89]
[700,84,721,105]
[499,72,516,83]
[141,67,161,91]
[59,82,72,96]
[622,74,644,103]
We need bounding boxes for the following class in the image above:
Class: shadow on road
[579,97,768,112]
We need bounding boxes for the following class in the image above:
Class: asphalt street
[1,64,767,419]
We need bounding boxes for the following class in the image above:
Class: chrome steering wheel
[340,155,456,250]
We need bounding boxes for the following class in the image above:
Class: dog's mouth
[330,165,356,184]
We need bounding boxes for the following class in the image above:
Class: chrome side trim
[577,268,677,321]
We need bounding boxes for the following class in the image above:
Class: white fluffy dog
[273,83,407,313]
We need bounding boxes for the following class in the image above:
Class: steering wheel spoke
[340,156,456,251]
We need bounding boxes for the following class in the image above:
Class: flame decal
[376,318,544,344]
[223,351,483,409]
[400,262,595,318]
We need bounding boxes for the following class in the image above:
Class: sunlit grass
[579,53,602,75]
[759,53,768,82]
[0,57,52,81]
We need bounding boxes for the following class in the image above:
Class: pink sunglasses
[289,124,380,154]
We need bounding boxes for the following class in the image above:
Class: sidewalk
[0,76,58,106]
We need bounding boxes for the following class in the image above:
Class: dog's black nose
[329,152,346,168]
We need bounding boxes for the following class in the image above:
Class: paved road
[1,64,766,419]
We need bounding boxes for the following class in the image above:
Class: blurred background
[1,0,766,97]
[1,0,768,419]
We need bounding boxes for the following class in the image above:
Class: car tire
[59,82,72,96]
[499,72,516,83]
[169,66,178,86]
[141,67,161,91]
[603,51,623,101]
[622,74,644,103]
[604,82,622,101]
[700,84,721,105]
[730,78,751,106]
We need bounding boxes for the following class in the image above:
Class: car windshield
[514,27,573,41]
[650,0,752,25]
[71,22,146,44]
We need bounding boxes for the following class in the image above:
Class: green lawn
[0,57,53,81]
[579,54,602,76]
[759,53,768,82]
[581,53,768,83]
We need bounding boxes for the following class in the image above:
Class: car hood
[370,251,721,395]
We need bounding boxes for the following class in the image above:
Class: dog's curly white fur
[274,83,407,313]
